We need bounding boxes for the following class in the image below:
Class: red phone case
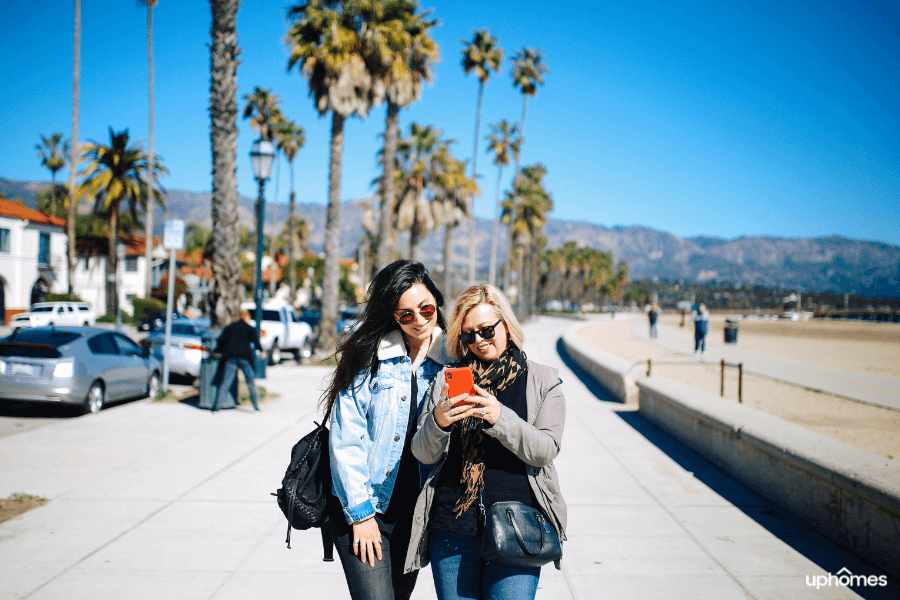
[445,367,475,405]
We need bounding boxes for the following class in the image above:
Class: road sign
[163,219,185,251]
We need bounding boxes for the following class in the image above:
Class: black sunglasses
[395,303,437,325]
[458,319,503,346]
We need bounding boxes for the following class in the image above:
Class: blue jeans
[430,531,540,600]
[329,521,419,600]
[214,358,258,410]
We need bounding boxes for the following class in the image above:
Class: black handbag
[480,501,562,568]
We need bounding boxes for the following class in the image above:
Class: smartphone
[445,367,475,406]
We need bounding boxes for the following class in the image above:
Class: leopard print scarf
[453,343,527,515]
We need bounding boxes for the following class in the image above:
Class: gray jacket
[404,360,567,572]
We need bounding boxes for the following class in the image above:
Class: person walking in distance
[693,303,710,355]
[212,309,262,411]
[648,304,659,338]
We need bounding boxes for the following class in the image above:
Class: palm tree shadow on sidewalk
[555,338,898,599]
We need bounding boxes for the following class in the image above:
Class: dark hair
[322,260,446,418]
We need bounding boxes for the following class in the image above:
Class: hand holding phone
[445,367,475,406]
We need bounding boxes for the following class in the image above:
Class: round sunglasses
[458,319,503,345]
[395,303,436,325]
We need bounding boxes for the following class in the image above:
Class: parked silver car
[140,318,210,379]
[0,327,161,414]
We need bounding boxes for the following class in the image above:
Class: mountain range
[2,177,898,298]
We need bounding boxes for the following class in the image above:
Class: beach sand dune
[576,314,900,461]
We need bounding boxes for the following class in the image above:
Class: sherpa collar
[377,326,449,365]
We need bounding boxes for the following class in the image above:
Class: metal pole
[647,359,652,377]
[162,247,175,392]
[254,178,265,342]
[738,363,743,403]
[720,358,725,397]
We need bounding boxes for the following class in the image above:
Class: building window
[38,232,50,265]
[125,256,138,272]
[0,229,9,253]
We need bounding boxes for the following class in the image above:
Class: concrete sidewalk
[0,316,896,599]
[632,319,900,411]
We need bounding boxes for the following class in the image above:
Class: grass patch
[0,493,48,524]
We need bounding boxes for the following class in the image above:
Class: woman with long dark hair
[405,284,567,600]
[323,260,450,600]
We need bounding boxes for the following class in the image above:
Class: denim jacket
[329,327,450,524]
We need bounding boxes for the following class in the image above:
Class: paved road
[0,316,895,599]
[630,319,900,411]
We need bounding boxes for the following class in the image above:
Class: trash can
[724,318,739,344]
[199,330,237,410]
[255,352,266,379]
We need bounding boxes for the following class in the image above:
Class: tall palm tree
[504,47,547,293]
[36,133,69,217]
[287,0,380,350]
[485,119,520,286]
[273,117,306,300]
[78,128,166,315]
[67,0,81,295]
[243,86,282,140]
[461,29,502,284]
[369,0,439,273]
[435,154,477,296]
[393,122,450,261]
[208,0,242,328]
[141,0,158,299]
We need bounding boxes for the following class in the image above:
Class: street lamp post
[250,139,275,371]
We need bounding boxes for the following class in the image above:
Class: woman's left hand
[471,384,501,426]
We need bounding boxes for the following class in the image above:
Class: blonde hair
[446,284,524,360]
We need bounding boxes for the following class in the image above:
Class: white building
[0,199,69,324]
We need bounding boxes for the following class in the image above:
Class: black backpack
[273,419,334,560]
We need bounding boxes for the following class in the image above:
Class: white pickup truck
[10,302,97,331]
[240,302,313,365]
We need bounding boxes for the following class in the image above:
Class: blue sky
[1,0,898,246]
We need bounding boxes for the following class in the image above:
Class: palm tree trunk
[409,225,420,263]
[468,82,485,285]
[516,244,525,317]
[50,172,58,218]
[503,95,528,294]
[67,0,81,296]
[488,166,503,286]
[143,0,155,299]
[318,112,345,351]
[208,0,242,329]
[288,177,296,300]
[269,158,279,297]
[106,206,119,316]
[377,102,399,271]
[443,223,453,298]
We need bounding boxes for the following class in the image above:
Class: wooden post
[738,363,743,403]
[720,358,725,397]
[647,359,652,376]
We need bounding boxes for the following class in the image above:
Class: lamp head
[250,138,275,181]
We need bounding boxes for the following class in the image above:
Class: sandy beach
[576,313,900,461]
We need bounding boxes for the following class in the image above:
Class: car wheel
[268,341,281,365]
[147,371,160,399]
[83,321,89,327]
[299,339,313,361]
[82,382,105,415]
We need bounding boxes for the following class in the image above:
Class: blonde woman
[405,284,567,600]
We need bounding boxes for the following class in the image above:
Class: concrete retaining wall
[638,378,900,579]
[560,324,639,404]
[557,323,900,578]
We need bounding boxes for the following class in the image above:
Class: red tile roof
[0,199,66,227]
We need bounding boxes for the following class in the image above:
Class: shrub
[45,292,84,303]
[132,297,166,321]
[97,313,136,325]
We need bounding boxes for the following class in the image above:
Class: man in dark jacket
[212,309,262,411]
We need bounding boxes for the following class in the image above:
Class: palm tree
[37,184,68,219]
[504,47,548,293]
[435,154,477,296]
[67,0,81,295]
[501,163,552,318]
[36,133,69,217]
[208,0,242,328]
[369,0,440,272]
[393,122,450,261]
[273,117,306,300]
[243,86,282,140]
[287,0,381,350]
[461,29,502,284]
[78,128,166,315]
[485,119,520,286]
[141,0,158,299]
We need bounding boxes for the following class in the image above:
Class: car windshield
[30,306,54,313]
[171,323,202,336]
